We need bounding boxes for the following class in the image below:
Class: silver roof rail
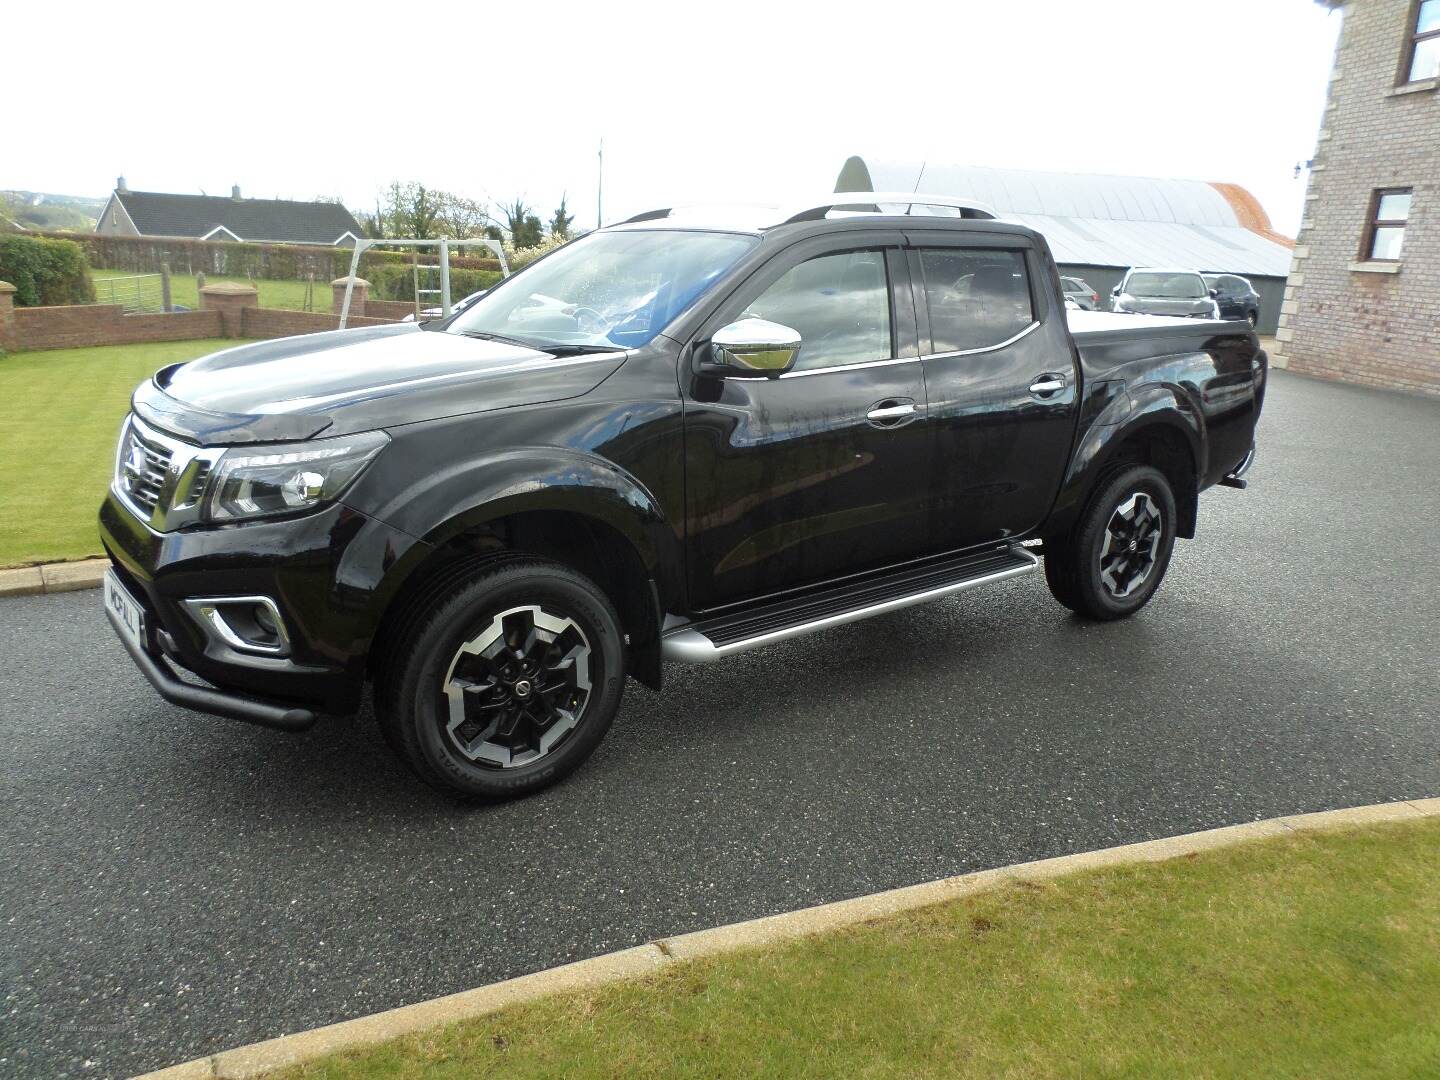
[776,192,998,224]
[615,192,998,230]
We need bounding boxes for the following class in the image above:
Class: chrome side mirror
[703,319,802,378]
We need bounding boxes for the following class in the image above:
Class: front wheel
[377,558,626,800]
[1044,464,1177,621]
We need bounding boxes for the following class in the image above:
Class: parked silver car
[1110,268,1221,319]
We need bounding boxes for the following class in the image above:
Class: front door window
[741,250,892,371]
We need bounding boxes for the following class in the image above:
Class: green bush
[365,264,503,303]
[0,235,95,306]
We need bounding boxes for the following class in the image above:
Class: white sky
[7,0,1340,237]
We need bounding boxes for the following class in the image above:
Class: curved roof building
[836,157,1293,279]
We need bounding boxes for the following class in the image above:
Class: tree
[436,195,491,240]
[549,195,575,241]
[499,198,544,248]
[382,182,442,239]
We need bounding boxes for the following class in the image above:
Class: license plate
[104,569,146,652]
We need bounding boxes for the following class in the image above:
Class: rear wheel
[377,558,625,800]
[1044,464,1177,620]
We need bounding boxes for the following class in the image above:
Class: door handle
[866,402,917,423]
[1029,374,1067,398]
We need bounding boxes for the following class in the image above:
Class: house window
[1364,189,1412,261]
[1407,0,1440,82]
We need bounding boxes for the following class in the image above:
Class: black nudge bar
[106,605,317,733]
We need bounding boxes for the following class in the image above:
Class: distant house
[96,177,361,246]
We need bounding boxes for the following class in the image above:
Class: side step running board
[662,546,1038,664]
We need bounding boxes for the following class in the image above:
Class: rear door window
[917,249,1035,354]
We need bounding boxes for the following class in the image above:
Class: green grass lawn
[0,340,232,566]
[91,268,329,312]
[277,818,1440,1079]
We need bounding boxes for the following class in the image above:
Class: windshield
[447,229,757,350]
[1126,272,1207,299]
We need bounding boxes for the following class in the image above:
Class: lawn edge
[130,797,1440,1080]
[0,557,108,597]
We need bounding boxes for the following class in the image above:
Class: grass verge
[276,818,1440,1079]
[0,340,233,566]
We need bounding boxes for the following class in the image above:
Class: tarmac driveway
[2,370,1437,1078]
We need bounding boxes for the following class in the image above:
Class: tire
[377,557,626,801]
[1043,464,1177,621]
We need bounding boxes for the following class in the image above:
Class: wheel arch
[364,449,682,691]
[1048,392,1204,542]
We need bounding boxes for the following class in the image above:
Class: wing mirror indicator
[703,319,802,378]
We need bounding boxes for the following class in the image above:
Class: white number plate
[104,569,145,652]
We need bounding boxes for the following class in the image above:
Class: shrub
[506,233,571,270]
[0,235,95,306]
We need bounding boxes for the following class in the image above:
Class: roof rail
[777,192,998,224]
[613,192,999,230]
[618,207,673,224]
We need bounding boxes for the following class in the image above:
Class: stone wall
[1275,0,1440,396]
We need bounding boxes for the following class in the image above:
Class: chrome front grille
[113,415,223,531]
[118,422,174,515]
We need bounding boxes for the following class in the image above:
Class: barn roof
[838,158,1294,278]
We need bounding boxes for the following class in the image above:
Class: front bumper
[100,490,428,721]
[103,586,317,731]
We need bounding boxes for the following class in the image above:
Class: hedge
[0,235,96,306]
[365,264,504,302]
[35,231,502,282]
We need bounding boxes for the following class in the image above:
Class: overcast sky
[8,0,1340,236]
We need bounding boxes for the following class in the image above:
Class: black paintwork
[99,214,1267,721]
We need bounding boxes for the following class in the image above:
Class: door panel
[907,235,1079,548]
[682,234,932,611]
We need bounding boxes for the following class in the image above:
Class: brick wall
[363,299,419,320]
[12,304,223,351]
[1275,0,1440,396]
[238,307,402,339]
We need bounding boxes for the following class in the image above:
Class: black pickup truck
[100,194,1265,800]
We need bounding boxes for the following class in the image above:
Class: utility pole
[597,139,604,230]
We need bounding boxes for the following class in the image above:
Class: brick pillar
[331,276,370,317]
[0,281,16,353]
[199,282,259,337]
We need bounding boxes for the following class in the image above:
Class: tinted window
[919,249,1034,353]
[741,250,891,371]
[1126,272,1207,299]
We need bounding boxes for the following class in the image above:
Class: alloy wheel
[441,605,592,768]
[1098,492,1165,599]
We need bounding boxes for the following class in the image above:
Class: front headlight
[204,430,389,523]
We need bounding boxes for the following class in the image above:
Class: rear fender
[1047,386,1205,540]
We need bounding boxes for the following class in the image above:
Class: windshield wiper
[457,330,620,356]
[542,344,624,356]
[457,330,538,349]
